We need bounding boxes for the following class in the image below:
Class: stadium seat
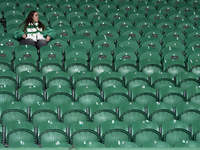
[131,85,158,108]
[110,140,138,148]
[45,71,71,88]
[176,102,200,126]
[60,102,89,127]
[103,86,130,108]
[69,121,99,147]
[70,16,91,28]
[5,120,36,145]
[175,72,200,91]
[100,120,131,147]
[148,102,176,127]
[119,26,141,40]
[186,85,200,105]
[159,86,185,108]
[142,140,171,148]
[125,71,150,91]
[18,70,44,88]
[90,102,118,127]
[174,140,200,147]
[93,35,115,51]
[69,35,92,50]
[0,101,28,125]
[37,121,67,145]
[46,86,73,107]
[150,71,175,91]
[0,70,17,88]
[119,102,147,127]
[187,51,200,77]
[75,86,102,107]
[75,25,96,40]
[77,141,105,148]
[8,141,39,148]
[116,35,139,50]
[18,85,45,107]
[131,120,161,147]
[162,119,191,147]
[0,85,16,104]
[42,141,72,148]
[72,71,98,89]
[30,102,59,127]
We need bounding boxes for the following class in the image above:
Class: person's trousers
[20,39,48,50]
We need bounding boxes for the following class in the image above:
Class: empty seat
[125,71,150,91]
[45,71,71,88]
[90,102,118,127]
[174,140,200,147]
[159,86,185,108]
[176,102,200,126]
[60,102,89,127]
[69,121,99,147]
[46,86,73,108]
[186,85,200,105]
[142,140,171,148]
[110,140,138,148]
[18,70,44,88]
[37,121,67,145]
[100,120,131,147]
[0,70,17,88]
[162,120,191,147]
[0,101,28,125]
[30,102,59,127]
[77,141,105,148]
[103,86,130,108]
[18,85,45,107]
[131,120,161,147]
[119,102,147,127]
[0,85,16,104]
[5,120,36,145]
[131,85,158,108]
[75,86,102,107]
[42,141,72,148]
[148,102,176,127]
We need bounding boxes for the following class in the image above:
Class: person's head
[26,11,39,23]
[20,10,46,33]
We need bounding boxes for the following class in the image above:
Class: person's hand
[22,34,26,38]
[46,35,50,42]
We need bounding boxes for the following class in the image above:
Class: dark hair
[19,11,46,33]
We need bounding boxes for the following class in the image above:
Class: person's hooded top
[14,22,55,41]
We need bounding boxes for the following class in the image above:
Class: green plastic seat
[0,38,19,48]
[75,25,96,40]
[163,27,185,40]
[39,57,63,76]
[46,86,73,108]
[69,35,92,50]
[65,58,88,76]
[90,58,113,76]
[72,71,97,89]
[69,121,99,147]
[0,101,28,125]
[191,120,200,143]
[118,1,136,12]
[42,141,72,148]
[162,119,191,147]
[99,71,123,90]
[127,9,145,21]
[8,141,39,148]
[59,1,77,14]
[139,59,162,76]
[100,120,131,147]
[176,72,200,91]
[18,86,45,107]
[79,0,97,11]
[5,120,36,145]
[46,11,65,20]
[154,18,174,30]
[147,10,165,21]
[92,17,112,30]
[66,8,85,20]
[176,102,200,126]
[98,1,116,11]
[185,37,200,48]
[162,36,185,50]
[110,140,138,148]
[138,49,161,61]
[186,86,200,105]
[18,1,37,10]
[125,71,150,91]
[187,52,200,77]
[45,71,71,88]
[30,102,58,127]
[159,86,185,108]
[162,48,185,62]
[90,102,118,127]
[119,26,141,40]
[50,17,70,28]
[131,120,161,147]
[103,86,130,108]
[38,121,67,145]
[142,140,171,148]
[163,58,186,76]
[141,26,163,40]
[65,45,88,58]
[40,45,63,60]
[114,46,137,61]
[60,102,89,127]
[119,102,147,127]
[137,1,156,12]
[148,102,175,127]
[53,26,73,41]
[14,45,38,60]
[48,39,69,50]
[174,140,200,147]
[113,17,132,30]
[116,35,139,50]
[0,85,16,105]
[77,141,105,148]
[86,8,105,20]
[75,86,102,107]
[71,16,91,28]
[134,18,154,29]
[14,57,38,75]
[97,26,118,39]
[93,35,115,51]
[175,18,194,31]
[0,70,17,88]
[150,71,175,91]
[90,49,112,61]
[18,70,44,89]
[131,85,158,108]
[107,9,125,20]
